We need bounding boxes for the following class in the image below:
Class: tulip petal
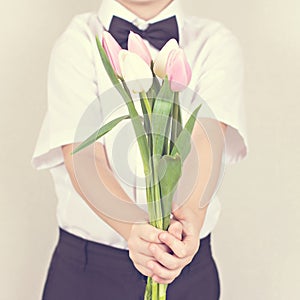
[128,31,152,66]
[119,50,153,93]
[153,39,179,78]
[102,31,122,76]
[166,48,192,91]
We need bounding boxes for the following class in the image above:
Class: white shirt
[31,0,248,249]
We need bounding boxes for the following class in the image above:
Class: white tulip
[119,50,153,93]
[153,39,179,79]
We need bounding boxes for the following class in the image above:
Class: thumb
[168,219,183,240]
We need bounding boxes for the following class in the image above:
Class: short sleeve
[31,15,103,170]
[193,23,248,164]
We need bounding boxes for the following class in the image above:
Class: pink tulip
[128,31,152,66]
[102,31,122,76]
[166,48,192,92]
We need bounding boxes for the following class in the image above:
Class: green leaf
[152,77,174,157]
[71,115,130,155]
[170,92,183,153]
[171,104,202,161]
[162,111,172,155]
[177,101,182,133]
[139,93,150,131]
[157,153,182,230]
[147,76,161,108]
[158,154,182,198]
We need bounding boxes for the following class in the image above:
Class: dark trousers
[42,227,220,300]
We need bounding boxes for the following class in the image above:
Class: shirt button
[132,18,149,31]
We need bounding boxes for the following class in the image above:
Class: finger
[172,206,206,237]
[129,251,153,268]
[149,243,185,270]
[147,260,180,283]
[128,237,146,255]
[128,238,161,258]
[139,224,165,244]
[168,219,183,240]
[158,232,187,258]
[134,263,154,278]
[156,243,172,253]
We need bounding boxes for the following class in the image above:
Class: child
[31,0,248,299]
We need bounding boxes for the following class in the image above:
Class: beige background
[1,0,299,299]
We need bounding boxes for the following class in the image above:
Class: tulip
[119,50,153,93]
[153,39,179,78]
[102,31,122,76]
[165,48,192,92]
[128,31,152,66]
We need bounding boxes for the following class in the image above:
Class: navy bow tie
[108,15,179,50]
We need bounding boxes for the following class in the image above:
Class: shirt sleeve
[191,23,248,164]
[31,16,103,170]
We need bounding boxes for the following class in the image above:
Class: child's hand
[148,206,205,284]
[127,220,183,279]
[127,223,170,278]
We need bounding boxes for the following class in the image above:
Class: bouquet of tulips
[72,31,202,300]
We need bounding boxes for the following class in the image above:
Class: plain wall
[0,0,299,299]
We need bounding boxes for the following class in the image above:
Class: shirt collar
[97,0,184,32]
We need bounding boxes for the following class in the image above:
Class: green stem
[145,174,156,227]
[159,284,168,300]
[170,92,180,153]
[163,110,172,156]
[140,90,152,121]
[144,277,152,300]
[153,165,163,229]
[152,281,158,299]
